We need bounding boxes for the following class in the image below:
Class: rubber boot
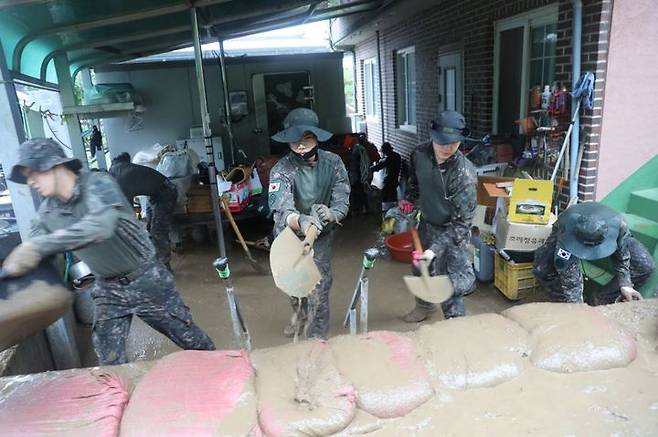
[402,305,436,323]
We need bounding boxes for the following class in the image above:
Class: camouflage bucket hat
[430,110,466,145]
[557,202,621,261]
[9,138,82,184]
[271,107,333,143]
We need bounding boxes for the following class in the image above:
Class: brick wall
[351,0,610,201]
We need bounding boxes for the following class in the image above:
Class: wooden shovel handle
[410,227,423,252]
[302,224,319,254]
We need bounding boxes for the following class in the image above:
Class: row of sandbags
[0,303,640,436]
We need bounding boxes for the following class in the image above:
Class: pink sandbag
[120,350,259,436]
[0,369,128,437]
[330,331,433,418]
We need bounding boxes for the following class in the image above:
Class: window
[493,5,558,134]
[396,46,416,130]
[529,23,557,89]
[363,58,379,120]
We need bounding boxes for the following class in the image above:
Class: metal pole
[191,8,226,257]
[218,39,236,166]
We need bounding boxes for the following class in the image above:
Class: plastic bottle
[541,85,551,109]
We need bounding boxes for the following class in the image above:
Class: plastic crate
[494,252,538,300]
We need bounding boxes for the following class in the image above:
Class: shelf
[62,102,145,119]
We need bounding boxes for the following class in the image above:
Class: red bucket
[385,232,414,263]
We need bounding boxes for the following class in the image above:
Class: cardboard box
[473,204,495,234]
[495,212,556,252]
[508,179,553,225]
[476,176,515,208]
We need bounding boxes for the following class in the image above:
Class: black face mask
[294,146,318,161]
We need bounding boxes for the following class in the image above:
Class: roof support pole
[0,39,36,239]
[191,8,226,258]
[218,39,236,166]
[53,54,88,167]
[376,30,385,145]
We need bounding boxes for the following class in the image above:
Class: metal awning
[0,0,386,86]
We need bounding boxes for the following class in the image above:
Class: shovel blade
[270,227,321,298]
[403,274,454,304]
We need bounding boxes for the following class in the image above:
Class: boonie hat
[9,138,82,184]
[557,202,622,261]
[271,108,333,143]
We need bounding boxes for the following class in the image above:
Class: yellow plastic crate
[494,252,538,300]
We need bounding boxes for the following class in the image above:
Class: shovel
[270,224,321,298]
[403,227,454,304]
[220,196,268,275]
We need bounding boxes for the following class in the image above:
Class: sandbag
[0,265,72,352]
[0,369,128,437]
[503,303,637,373]
[330,331,433,418]
[120,350,259,437]
[414,313,530,390]
[252,339,356,437]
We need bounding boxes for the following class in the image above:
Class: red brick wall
[352,0,610,201]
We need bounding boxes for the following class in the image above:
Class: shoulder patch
[556,248,572,260]
[269,182,281,192]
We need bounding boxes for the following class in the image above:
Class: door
[438,51,463,113]
[252,71,312,155]
[496,27,524,135]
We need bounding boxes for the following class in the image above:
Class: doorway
[252,71,312,154]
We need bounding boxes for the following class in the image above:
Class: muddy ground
[78,216,544,365]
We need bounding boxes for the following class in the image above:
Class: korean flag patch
[269,182,280,192]
[556,248,572,260]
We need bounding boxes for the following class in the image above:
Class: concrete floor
[119,216,544,363]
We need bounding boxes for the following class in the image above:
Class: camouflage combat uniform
[29,171,215,365]
[405,144,477,318]
[533,221,656,304]
[268,149,350,339]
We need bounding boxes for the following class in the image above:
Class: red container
[385,232,414,263]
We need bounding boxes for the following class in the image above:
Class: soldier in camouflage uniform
[533,202,655,304]
[268,108,350,339]
[399,110,477,322]
[4,138,215,365]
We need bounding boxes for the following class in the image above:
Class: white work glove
[311,204,337,225]
[2,242,42,277]
[298,214,323,236]
[412,249,435,268]
[619,286,643,302]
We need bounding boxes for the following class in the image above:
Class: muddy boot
[402,306,436,323]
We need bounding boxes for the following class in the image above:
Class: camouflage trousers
[91,259,215,365]
[147,180,177,265]
[538,237,656,304]
[412,220,474,318]
[289,230,334,339]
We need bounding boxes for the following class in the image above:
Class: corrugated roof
[0,0,386,85]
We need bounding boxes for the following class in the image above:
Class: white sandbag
[330,331,433,418]
[120,350,259,437]
[503,303,637,373]
[414,313,530,390]
[252,339,356,437]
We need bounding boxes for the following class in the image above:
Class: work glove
[311,204,337,225]
[2,242,42,277]
[399,199,414,214]
[412,249,435,268]
[298,214,323,236]
[619,286,643,302]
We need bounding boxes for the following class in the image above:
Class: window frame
[396,45,417,133]
[363,57,379,122]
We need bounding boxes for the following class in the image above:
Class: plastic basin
[386,232,413,263]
